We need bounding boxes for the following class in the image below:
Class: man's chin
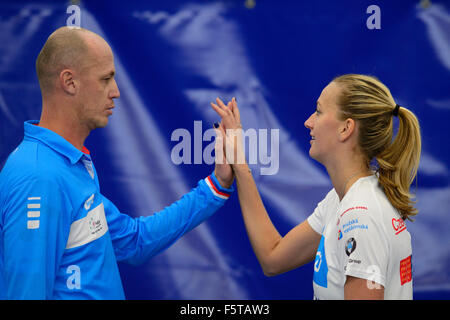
[97,119,109,129]
[101,117,110,126]
[88,118,109,131]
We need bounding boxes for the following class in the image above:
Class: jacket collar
[24,120,91,165]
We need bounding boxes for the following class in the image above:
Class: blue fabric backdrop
[0,0,449,299]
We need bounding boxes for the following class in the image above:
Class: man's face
[76,38,120,131]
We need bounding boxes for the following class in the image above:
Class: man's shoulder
[0,139,65,189]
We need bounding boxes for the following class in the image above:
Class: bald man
[0,27,234,299]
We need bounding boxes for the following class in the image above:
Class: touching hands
[211,97,247,187]
[211,97,241,131]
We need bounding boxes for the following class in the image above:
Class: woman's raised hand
[210,97,246,166]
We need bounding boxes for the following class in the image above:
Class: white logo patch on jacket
[66,203,108,249]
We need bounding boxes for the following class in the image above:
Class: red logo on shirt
[337,206,368,225]
[400,255,412,285]
[392,218,406,235]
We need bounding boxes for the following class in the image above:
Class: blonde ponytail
[333,74,422,220]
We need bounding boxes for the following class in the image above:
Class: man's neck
[39,105,90,152]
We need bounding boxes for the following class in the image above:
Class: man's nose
[110,78,120,99]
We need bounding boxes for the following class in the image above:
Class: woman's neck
[326,158,371,201]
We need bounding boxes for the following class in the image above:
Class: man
[0,27,234,299]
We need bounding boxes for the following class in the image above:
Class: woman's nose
[304,113,314,130]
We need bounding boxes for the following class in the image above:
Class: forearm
[110,174,232,265]
[233,163,282,272]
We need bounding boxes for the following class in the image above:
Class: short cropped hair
[35,27,92,94]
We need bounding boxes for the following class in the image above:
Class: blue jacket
[0,121,233,299]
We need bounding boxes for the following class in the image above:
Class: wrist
[233,163,251,175]
[213,170,235,190]
[215,172,234,189]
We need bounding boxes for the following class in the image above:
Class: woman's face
[304,82,344,165]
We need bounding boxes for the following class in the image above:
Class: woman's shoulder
[343,174,399,224]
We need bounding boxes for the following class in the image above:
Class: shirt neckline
[338,173,376,204]
[24,120,91,164]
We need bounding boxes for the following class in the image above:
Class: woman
[210,74,421,300]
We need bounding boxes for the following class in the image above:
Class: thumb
[213,123,226,165]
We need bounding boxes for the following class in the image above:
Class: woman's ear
[339,118,356,142]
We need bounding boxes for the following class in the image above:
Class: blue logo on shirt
[345,237,357,256]
[313,235,328,288]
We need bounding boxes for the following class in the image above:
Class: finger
[218,124,231,165]
[213,127,224,164]
[213,128,222,143]
[218,123,227,142]
[226,100,236,119]
[213,122,227,143]
[214,125,229,165]
[210,102,227,118]
[216,97,227,110]
[216,97,233,115]
[232,97,241,123]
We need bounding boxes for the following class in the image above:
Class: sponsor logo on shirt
[313,235,328,288]
[345,237,357,256]
[66,203,108,249]
[89,215,103,235]
[400,255,412,285]
[342,218,368,234]
[392,218,406,235]
[338,229,343,240]
[84,194,95,210]
[337,206,368,225]
[348,258,361,265]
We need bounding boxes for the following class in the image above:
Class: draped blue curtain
[0,0,449,299]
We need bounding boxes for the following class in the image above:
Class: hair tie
[393,104,400,117]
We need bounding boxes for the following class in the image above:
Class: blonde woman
[211,74,421,300]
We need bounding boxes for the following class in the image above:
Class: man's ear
[339,118,356,142]
[59,69,77,95]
